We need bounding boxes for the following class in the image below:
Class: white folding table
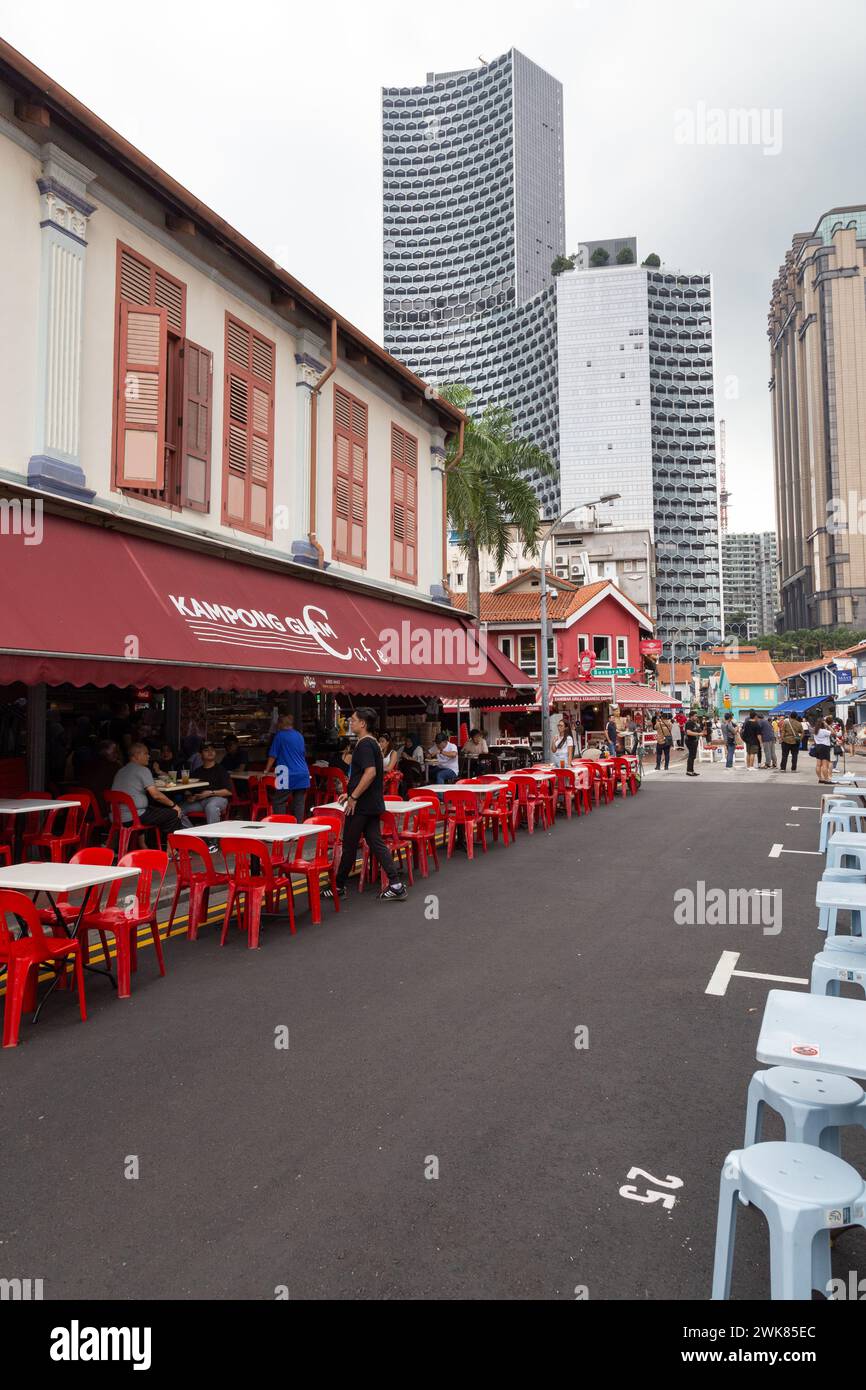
[756,988,866,1079]
[0,798,81,862]
[0,860,140,1017]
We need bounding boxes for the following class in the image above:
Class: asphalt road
[3,770,865,1301]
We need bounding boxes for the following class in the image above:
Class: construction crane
[719,419,731,535]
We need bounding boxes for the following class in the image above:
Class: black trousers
[686,737,699,773]
[336,811,400,889]
[655,740,671,769]
[780,742,799,771]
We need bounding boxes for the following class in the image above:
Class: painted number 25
[619,1167,683,1210]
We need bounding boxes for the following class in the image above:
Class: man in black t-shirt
[684,711,704,777]
[324,707,407,902]
[182,743,232,824]
[741,710,763,771]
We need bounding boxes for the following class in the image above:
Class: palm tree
[439,383,556,623]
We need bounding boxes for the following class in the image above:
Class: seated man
[112,742,190,834]
[426,730,459,784]
[182,742,232,824]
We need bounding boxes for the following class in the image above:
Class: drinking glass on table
[181,768,190,784]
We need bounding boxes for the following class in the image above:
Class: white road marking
[706,950,809,996]
[770,843,820,856]
[732,969,809,985]
[792,806,820,812]
[786,823,800,827]
[769,843,783,858]
[705,950,740,996]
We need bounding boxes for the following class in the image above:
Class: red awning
[0,514,529,698]
[541,680,683,707]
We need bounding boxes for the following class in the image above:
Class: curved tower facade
[382,50,564,512]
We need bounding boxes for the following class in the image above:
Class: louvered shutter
[333,387,367,565]
[222,315,275,535]
[181,340,212,511]
[115,302,167,490]
[391,424,418,582]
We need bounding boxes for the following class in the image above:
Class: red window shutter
[333,386,367,565]
[115,302,167,490]
[390,424,418,582]
[221,314,274,536]
[180,340,212,512]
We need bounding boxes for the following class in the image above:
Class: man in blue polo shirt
[264,709,310,819]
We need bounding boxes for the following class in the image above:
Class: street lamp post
[540,493,620,762]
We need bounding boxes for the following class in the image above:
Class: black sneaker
[378,884,407,902]
[322,884,348,901]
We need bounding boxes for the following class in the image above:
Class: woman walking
[812,718,834,784]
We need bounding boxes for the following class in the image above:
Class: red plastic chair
[359,811,414,891]
[611,757,638,796]
[398,802,439,878]
[552,768,576,820]
[409,789,443,817]
[23,794,82,862]
[277,822,338,925]
[481,785,513,847]
[220,837,292,948]
[442,788,487,860]
[0,847,10,867]
[79,850,168,998]
[248,774,277,821]
[317,768,347,806]
[383,770,402,797]
[226,776,253,819]
[165,833,229,941]
[509,776,550,835]
[0,890,87,1047]
[572,766,592,816]
[59,787,106,847]
[36,847,114,946]
[104,790,164,857]
[261,815,297,872]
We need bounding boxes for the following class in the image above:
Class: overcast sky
[2,0,864,532]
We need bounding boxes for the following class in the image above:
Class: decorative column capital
[295,353,327,390]
[36,143,97,245]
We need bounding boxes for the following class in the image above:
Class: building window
[455,572,464,587]
[593,635,611,664]
[739,688,749,700]
[499,636,513,661]
[390,424,418,582]
[222,314,275,537]
[488,571,497,585]
[333,385,368,565]
[616,636,627,664]
[113,242,213,508]
[519,635,537,675]
[578,634,589,654]
[547,636,557,676]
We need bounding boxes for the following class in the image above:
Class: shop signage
[577,651,597,677]
[836,670,853,685]
[639,639,663,658]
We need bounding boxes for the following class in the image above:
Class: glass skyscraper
[382,50,564,512]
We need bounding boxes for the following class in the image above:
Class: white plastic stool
[820,803,866,851]
[712,1142,866,1300]
[732,745,746,767]
[826,834,866,872]
[744,1067,866,1157]
[816,878,865,939]
[812,949,866,998]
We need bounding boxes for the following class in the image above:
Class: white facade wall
[0,118,445,603]
[556,266,653,530]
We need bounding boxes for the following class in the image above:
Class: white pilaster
[291,332,327,565]
[28,144,97,500]
[430,436,449,602]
